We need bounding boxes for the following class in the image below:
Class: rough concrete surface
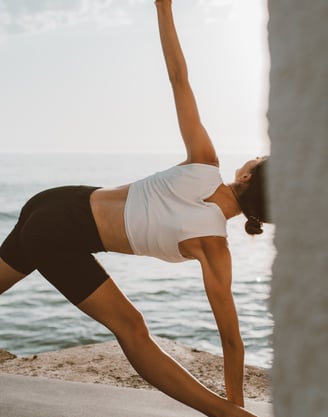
[268,1,328,416]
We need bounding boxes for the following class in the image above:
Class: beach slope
[0,337,272,416]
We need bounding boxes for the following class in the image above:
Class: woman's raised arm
[155,1,218,165]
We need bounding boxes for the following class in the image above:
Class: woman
[0,1,268,416]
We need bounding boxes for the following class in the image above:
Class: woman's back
[124,163,226,262]
[90,163,227,261]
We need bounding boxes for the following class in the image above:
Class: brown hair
[237,159,269,235]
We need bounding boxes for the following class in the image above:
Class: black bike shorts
[0,186,109,305]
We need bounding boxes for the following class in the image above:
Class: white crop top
[124,163,227,263]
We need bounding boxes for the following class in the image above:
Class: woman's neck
[205,183,242,220]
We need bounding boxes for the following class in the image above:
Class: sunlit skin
[0,2,260,417]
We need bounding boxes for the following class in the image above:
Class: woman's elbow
[168,68,189,85]
[222,334,244,352]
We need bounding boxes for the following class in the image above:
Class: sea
[0,152,275,369]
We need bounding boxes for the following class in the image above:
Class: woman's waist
[90,186,134,254]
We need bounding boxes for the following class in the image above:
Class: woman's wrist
[154,0,172,7]
[155,0,173,19]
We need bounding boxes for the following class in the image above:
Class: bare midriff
[90,185,135,254]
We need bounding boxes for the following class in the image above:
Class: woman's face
[235,157,265,182]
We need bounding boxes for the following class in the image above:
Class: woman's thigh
[77,277,147,338]
[0,222,34,293]
[0,257,28,294]
[34,251,110,305]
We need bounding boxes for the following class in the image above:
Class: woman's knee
[115,308,150,341]
[77,278,150,341]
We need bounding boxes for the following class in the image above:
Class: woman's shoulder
[177,161,220,169]
[161,163,223,200]
[131,163,223,197]
[174,162,222,183]
[169,162,221,177]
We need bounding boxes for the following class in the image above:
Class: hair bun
[245,216,263,235]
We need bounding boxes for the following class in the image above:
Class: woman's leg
[0,257,27,295]
[77,278,257,417]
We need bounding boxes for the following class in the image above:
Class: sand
[0,337,271,403]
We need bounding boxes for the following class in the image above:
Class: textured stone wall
[268,1,328,417]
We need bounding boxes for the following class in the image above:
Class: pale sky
[0,0,270,154]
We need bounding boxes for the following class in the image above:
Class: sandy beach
[0,336,271,403]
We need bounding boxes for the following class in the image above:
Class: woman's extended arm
[198,237,245,407]
[155,1,218,165]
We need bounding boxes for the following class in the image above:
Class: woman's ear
[238,173,252,184]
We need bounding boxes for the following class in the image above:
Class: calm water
[0,152,275,368]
